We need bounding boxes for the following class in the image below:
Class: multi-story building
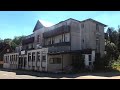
[3,18,107,72]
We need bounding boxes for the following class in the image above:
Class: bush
[111,55,120,71]
[71,54,85,72]
[94,54,111,71]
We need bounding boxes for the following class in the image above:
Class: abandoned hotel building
[3,18,107,72]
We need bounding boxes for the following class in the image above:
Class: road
[0,69,120,79]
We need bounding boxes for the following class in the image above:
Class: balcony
[43,25,70,38]
[22,37,34,45]
[44,42,70,47]
[48,46,70,53]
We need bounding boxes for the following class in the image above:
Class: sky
[0,11,120,39]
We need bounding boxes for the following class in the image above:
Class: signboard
[21,51,25,55]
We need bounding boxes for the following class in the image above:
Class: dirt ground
[0,69,120,79]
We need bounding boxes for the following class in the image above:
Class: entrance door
[18,56,23,69]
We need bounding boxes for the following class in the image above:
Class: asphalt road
[0,69,120,79]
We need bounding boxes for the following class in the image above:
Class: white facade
[3,53,19,69]
[3,48,48,72]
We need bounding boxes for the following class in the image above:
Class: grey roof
[33,20,44,32]
[82,18,107,27]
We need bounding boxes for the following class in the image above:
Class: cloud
[39,19,54,27]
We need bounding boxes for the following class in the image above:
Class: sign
[21,51,25,55]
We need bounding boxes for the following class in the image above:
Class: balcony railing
[43,25,70,38]
[22,37,34,45]
[48,46,70,52]
[44,42,70,47]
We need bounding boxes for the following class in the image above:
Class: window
[96,24,99,31]
[37,52,40,62]
[81,23,84,29]
[48,40,51,45]
[52,38,54,44]
[42,56,46,61]
[28,53,31,62]
[65,37,67,42]
[37,35,40,42]
[83,39,84,43]
[24,57,27,67]
[49,58,54,64]
[56,58,61,64]
[89,55,91,61]
[32,52,35,62]
[59,39,62,43]
[7,56,9,63]
[49,58,61,64]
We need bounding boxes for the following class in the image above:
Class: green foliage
[94,54,110,70]
[105,41,119,60]
[111,56,120,70]
[0,35,26,50]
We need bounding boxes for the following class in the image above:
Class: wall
[81,20,105,56]
[34,27,45,49]
[47,54,72,72]
[70,20,81,50]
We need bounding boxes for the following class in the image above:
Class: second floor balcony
[22,37,34,45]
[43,25,70,38]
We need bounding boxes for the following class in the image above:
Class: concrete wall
[3,53,19,69]
[70,20,81,50]
[81,20,105,56]
[47,55,62,72]
[99,25,105,56]
[33,27,45,48]
[47,54,72,72]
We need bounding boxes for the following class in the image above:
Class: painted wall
[70,20,81,50]
[47,54,72,72]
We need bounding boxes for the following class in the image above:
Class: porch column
[85,54,89,67]
[92,50,95,62]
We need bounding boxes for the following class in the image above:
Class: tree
[12,35,25,46]
[118,26,120,52]
[0,38,3,43]
[4,38,12,44]
[107,27,114,42]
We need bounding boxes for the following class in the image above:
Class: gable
[33,20,44,32]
